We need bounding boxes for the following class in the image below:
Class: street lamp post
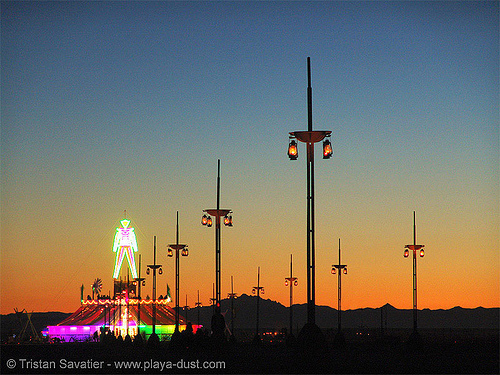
[195,290,202,328]
[183,295,189,323]
[284,254,298,337]
[201,160,233,309]
[252,267,265,339]
[227,276,238,337]
[146,236,162,340]
[167,211,189,333]
[331,238,348,334]
[288,57,333,328]
[134,255,146,338]
[209,283,216,314]
[404,211,425,334]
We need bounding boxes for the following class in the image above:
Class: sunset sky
[1,1,498,315]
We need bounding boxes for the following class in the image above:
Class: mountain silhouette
[2,298,497,342]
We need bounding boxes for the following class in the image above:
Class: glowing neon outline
[112,219,138,279]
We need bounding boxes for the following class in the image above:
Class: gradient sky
[1,1,498,315]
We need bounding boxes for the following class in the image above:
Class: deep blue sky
[1,1,498,313]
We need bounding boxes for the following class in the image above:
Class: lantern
[322,138,333,159]
[288,139,298,160]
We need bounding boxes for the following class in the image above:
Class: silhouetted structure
[288,57,332,347]
[167,211,189,333]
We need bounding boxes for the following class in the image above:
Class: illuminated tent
[47,299,198,341]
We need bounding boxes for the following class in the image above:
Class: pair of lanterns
[146,267,162,275]
[404,249,425,258]
[285,279,298,287]
[287,137,333,160]
[201,214,233,227]
[331,267,348,275]
[167,247,189,257]
[252,287,264,295]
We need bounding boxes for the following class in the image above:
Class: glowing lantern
[331,267,336,274]
[285,280,289,287]
[420,249,425,257]
[207,217,212,227]
[288,139,298,160]
[201,215,208,226]
[343,268,347,275]
[294,280,298,287]
[167,248,173,257]
[252,288,256,294]
[323,138,333,159]
[182,248,189,256]
[404,249,409,258]
[224,215,230,226]
[159,268,163,275]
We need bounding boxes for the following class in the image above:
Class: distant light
[167,249,173,257]
[343,268,347,275]
[331,267,336,274]
[404,249,409,258]
[201,215,208,226]
[294,280,298,287]
[207,217,212,227]
[285,280,289,287]
[420,249,425,257]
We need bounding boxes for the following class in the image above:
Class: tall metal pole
[152,236,157,335]
[413,211,417,332]
[403,211,425,334]
[253,267,265,337]
[195,290,201,327]
[337,239,341,333]
[306,57,317,325]
[332,238,347,334]
[168,211,188,333]
[216,160,221,307]
[256,267,260,337]
[176,213,180,330]
[135,255,145,337]
[184,295,189,323]
[290,256,293,335]
[288,57,332,335]
[285,254,298,336]
[228,276,237,335]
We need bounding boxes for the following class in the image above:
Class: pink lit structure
[47,217,200,342]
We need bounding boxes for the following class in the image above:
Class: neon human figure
[112,219,138,279]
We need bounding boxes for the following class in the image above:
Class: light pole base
[147,332,160,348]
[297,322,326,354]
[406,330,423,350]
[333,330,346,349]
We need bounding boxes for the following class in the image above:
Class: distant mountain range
[2,294,498,341]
